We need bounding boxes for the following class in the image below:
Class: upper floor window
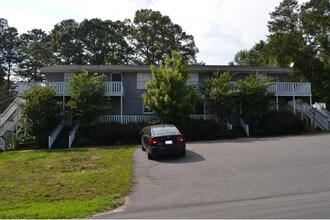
[65,73,76,81]
[188,73,198,85]
[137,73,152,89]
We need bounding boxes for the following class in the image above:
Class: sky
[0,0,307,65]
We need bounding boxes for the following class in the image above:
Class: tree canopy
[231,0,330,105]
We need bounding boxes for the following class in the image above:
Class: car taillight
[177,136,185,142]
[148,138,160,145]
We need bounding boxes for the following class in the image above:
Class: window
[257,73,267,81]
[143,103,154,114]
[65,73,76,81]
[188,73,198,85]
[137,73,152,89]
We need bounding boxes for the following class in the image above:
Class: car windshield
[152,126,180,136]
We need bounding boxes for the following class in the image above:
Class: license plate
[165,140,173,145]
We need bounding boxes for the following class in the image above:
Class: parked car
[141,124,186,160]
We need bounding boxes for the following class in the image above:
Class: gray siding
[123,72,145,115]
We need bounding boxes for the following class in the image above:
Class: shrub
[77,122,148,146]
[258,111,305,136]
[179,118,234,141]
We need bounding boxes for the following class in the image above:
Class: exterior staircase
[288,101,330,131]
[0,98,23,151]
[51,126,72,149]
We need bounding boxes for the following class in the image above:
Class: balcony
[267,82,311,96]
[17,81,124,97]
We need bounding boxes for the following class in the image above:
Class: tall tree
[0,18,20,90]
[232,41,269,66]
[18,29,51,81]
[50,19,85,65]
[131,9,199,65]
[142,51,202,124]
[300,0,330,66]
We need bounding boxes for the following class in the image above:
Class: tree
[0,18,20,90]
[142,51,203,124]
[232,41,269,66]
[300,0,330,66]
[67,71,109,126]
[18,29,51,81]
[20,86,62,146]
[200,72,237,129]
[131,9,199,65]
[50,19,85,65]
[238,75,274,126]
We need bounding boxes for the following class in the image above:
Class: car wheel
[147,153,154,160]
[180,150,186,157]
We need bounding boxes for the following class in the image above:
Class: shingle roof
[40,65,290,74]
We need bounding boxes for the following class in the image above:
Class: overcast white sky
[0,0,307,64]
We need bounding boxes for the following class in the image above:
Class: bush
[258,111,305,136]
[76,122,148,146]
[179,118,234,141]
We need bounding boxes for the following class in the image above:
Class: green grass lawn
[0,146,136,219]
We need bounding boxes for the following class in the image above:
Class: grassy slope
[0,146,135,218]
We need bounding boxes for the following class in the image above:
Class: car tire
[180,150,186,157]
[147,153,154,160]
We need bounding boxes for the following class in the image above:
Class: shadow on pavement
[154,150,205,164]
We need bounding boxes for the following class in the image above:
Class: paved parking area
[94,134,330,218]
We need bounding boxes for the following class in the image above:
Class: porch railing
[99,115,157,124]
[189,114,216,120]
[267,82,311,96]
[18,82,123,96]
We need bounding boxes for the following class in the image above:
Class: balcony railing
[17,81,124,96]
[267,82,311,96]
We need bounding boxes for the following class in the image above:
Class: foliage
[18,29,51,81]
[179,118,234,141]
[0,18,20,90]
[20,86,62,146]
[200,72,237,128]
[67,71,109,126]
[0,147,135,218]
[231,0,330,106]
[142,51,203,124]
[258,111,305,135]
[131,9,198,64]
[238,75,274,126]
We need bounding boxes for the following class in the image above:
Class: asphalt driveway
[94,134,330,218]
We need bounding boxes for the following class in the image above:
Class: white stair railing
[240,117,249,137]
[0,137,5,152]
[68,121,80,149]
[48,119,65,149]
[225,118,233,131]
